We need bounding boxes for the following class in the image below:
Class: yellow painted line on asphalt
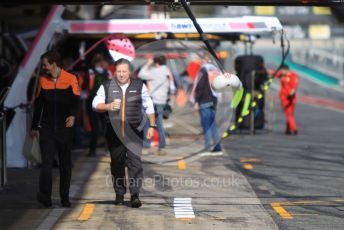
[240,157,260,163]
[282,200,326,206]
[271,203,293,220]
[176,218,193,221]
[243,163,253,170]
[272,199,344,220]
[78,204,95,221]
[209,217,226,221]
[177,158,186,170]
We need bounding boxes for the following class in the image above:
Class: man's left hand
[65,116,75,128]
[146,127,155,140]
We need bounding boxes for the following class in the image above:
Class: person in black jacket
[30,50,80,208]
[92,58,155,208]
[87,55,112,156]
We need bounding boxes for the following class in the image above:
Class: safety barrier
[290,39,344,85]
[291,49,344,80]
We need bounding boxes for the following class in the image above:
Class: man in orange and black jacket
[31,50,80,208]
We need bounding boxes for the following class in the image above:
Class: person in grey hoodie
[138,55,176,154]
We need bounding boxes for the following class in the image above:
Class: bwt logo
[171,23,193,30]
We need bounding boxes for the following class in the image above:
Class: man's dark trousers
[38,124,73,202]
[105,123,143,196]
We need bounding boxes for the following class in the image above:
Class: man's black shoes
[114,194,142,208]
[130,195,142,208]
[61,200,71,207]
[114,194,124,205]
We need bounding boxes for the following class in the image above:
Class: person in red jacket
[276,64,298,135]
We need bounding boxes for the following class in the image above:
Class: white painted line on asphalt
[174,197,195,219]
[37,159,96,229]
[175,212,195,215]
[37,208,66,230]
[173,205,192,207]
[174,198,191,203]
[174,207,193,212]
[199,151,224,156]
[175,215,195,218]
[175,212,193,215]
[174,206,194,209]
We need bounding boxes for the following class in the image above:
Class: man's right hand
[107,100,120,111]
[30,130,39,138]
